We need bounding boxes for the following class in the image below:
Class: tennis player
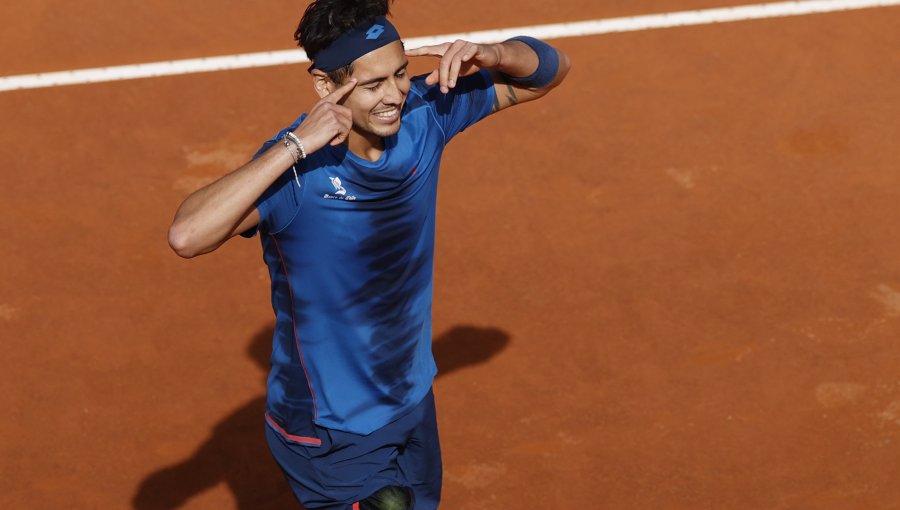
[167,0,570,508]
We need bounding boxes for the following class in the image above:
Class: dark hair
[295,0,393,83]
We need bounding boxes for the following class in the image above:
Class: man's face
[341,40,410,139]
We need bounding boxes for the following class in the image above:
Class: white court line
[1,0,898,92]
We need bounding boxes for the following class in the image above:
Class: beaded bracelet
[284,132,307,160]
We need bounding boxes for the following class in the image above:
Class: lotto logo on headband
[366,24,385,40]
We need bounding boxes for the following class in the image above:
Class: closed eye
[360,62,409,91]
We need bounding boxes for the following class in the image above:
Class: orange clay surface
[3,2,900,509]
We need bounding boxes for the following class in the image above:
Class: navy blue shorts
[265,388,442,509]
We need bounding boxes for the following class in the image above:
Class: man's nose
[383,79,403,104]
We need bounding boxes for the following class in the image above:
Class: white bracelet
[284,132,307,160]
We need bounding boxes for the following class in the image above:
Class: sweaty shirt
[244,70,495,437]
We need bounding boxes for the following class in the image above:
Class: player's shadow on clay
[132,325,510,510]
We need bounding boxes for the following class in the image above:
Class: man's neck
[347,129,385,162]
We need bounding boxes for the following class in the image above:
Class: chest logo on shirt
[324,176,357,201]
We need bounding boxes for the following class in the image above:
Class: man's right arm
[167,79,357,258]
[167,146,291,258]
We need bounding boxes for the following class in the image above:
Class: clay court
[2,1,900,508]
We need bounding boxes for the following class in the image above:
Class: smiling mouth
[371,107,400,123]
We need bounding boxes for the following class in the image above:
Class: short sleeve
[411,69,496,141]
[240,118,306,238]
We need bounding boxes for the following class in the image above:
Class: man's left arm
[406,37,571,113]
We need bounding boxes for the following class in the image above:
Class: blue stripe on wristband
[501,36,559,89]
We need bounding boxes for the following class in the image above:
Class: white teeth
[374,109,398,119]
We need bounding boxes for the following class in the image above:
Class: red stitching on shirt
[271,234,319,421]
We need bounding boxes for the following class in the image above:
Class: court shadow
[132,324,510,510]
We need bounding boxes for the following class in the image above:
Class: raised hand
[293,78,358,154]
[406,40,501,94]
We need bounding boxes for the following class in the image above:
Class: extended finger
[323,78,357,104]
[405,43,448,58]
[447,43,478,89]
[439,40,468,93]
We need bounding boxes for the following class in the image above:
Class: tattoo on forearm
[505,83,519,107]
[491,77,520,113]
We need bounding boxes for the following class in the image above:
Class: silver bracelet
[281,135,300,163]
[284,131,307,160]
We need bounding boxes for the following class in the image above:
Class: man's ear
[310,70,334,99]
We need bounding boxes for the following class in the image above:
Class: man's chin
[366,118,402,138]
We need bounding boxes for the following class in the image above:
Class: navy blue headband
[310,16,401,72]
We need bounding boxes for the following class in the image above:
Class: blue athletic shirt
[243,70,495,437]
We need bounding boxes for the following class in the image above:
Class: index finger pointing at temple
[324,78,357,103]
